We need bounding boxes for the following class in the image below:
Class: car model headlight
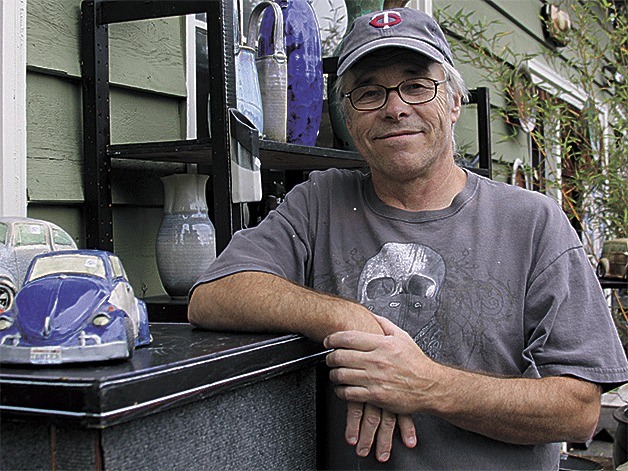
[0,316,13,331]
[92,313,111,327]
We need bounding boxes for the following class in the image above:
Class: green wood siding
[436,0,550,170]
[26,73,83,203]
[28,0,186,96]
[26,73,185,204]
[26,0,189,296]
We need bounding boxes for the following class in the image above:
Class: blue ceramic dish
[0,250,151,364]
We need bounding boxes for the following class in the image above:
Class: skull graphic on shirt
[358,242,445,354]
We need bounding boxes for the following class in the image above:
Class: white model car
[0,217,77,310]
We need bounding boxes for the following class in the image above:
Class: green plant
[436,0,627,341]
[437,0,626,243]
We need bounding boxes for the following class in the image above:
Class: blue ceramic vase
[259,0,323,146]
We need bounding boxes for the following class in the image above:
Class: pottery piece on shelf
[234,0,264,134]
[259,0,324,146]
[248,1,288,142]
[156,174,216,298]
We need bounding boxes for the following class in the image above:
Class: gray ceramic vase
[156,174,216,298]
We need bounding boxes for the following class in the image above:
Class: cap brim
[337,38,447,76]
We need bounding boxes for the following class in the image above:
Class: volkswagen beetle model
[0,250,151,364]
[0,217,77,311]
[597,238,628,280]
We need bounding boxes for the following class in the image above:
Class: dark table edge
[1,333,328,429]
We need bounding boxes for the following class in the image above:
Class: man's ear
[450,94,462,124]
[345,112,353,132]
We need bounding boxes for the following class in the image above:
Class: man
[188,7,628,469]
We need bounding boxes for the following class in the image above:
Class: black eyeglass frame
[343,77,448,111]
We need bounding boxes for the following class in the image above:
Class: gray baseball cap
[337,8,455,76]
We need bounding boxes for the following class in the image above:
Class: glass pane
[28,255,107,282]
[109,255,125,279]
[0,223,7,244]
[52,228,74,247]
[15,223,47,246]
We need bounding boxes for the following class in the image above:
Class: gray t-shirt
[194,168,628,470]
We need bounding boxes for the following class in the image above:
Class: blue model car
[0,250,151,364]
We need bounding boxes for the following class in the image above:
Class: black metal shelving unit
[80,0,493,315]
[80,0,366,255]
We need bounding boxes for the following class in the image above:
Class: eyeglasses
[344,77,448,111]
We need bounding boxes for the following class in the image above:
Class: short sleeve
[522,246,628,389]
[191,181,314,291]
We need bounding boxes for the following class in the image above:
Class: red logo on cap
[369,11,402,29]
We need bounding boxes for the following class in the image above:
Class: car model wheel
[596,262,608,278]
[0,278,16,311]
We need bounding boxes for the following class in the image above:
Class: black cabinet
[0,324,326,469]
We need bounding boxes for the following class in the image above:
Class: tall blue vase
[259,0,323,146]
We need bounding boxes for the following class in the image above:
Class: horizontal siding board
[109,18,187,97]
[27,73,185,203]
[27,73,84,202]
[110,87,184,145]
[27,0,186,97]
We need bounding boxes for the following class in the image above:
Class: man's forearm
[325,317,602,445]
[427,368,601,444]
[188,271,383,342]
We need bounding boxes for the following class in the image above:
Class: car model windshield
[27,255,107,282]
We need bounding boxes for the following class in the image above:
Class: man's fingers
[326,347,367,369]
[324,330,382,351]
[375,408,396,462]
[397,413,418,449]
[345,401,363,446]
[355,403,381,457]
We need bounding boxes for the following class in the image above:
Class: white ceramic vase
[156,174,216,298]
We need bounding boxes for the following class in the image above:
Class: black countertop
[0,323,325,428]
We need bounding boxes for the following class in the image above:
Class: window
[109,255,126,279]
[14,223,46,247]
[0,223,7,245]
[52,228,75,248]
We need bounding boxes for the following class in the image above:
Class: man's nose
[382,89,411,117]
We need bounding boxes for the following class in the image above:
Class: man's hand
[344,401,416,462]
[326,315,602,446]
[325,314,436,415]
[325,316,421,461]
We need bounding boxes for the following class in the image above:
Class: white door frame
[0,0,27,217]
